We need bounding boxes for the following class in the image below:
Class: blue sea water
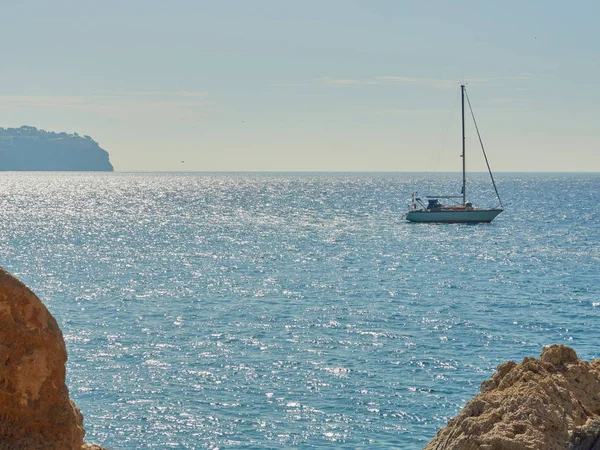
[0,172,599,449]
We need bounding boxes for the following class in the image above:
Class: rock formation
[425,345,600,450]
[0,125,113,171]
[0,266,105,450]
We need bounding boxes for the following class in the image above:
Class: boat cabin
[427,199,443,210]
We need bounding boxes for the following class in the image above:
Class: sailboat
[406,85,503,223]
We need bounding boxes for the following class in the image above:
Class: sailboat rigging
[405,85,503,223]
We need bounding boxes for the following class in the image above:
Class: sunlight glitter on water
[0,172,598,448]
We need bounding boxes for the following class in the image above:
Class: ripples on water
[0,172,598,449]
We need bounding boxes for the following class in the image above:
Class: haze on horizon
[0,1,598,173]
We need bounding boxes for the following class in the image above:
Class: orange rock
[0,266,105,450]
[425,345,600,450]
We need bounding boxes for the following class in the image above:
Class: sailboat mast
[461,84,466,206]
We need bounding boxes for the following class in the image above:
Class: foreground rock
[425,345,600,450]
[0,266,105,449]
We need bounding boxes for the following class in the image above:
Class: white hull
[406,208,502,223]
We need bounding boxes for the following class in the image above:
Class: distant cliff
[0,126,113,171]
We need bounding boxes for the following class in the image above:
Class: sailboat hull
[406,208,503,223]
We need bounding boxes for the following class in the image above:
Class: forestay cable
[464,89,503,208]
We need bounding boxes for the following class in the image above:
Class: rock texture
[0,125,113,171]
[425,345,600,450]
[0,266,105,449]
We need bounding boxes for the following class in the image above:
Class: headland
[0,126,113,171]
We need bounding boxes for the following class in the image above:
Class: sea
[0,172,598,449]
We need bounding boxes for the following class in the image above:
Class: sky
[0,0,599,172]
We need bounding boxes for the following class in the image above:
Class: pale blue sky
[1,1,598,171]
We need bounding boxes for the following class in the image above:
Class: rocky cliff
[425,345,600,450]
[0,126,113,171]
[0,266,105,449]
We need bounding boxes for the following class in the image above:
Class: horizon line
[108,170,600,174]
[1,170,598,174]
